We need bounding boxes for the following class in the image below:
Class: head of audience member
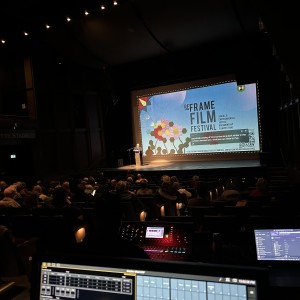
[170,176,179,184]
[32,184,49,202]
[0,181,8,191]
[161,175,171,185]
[0,185,21,208]
[172,181,181,190]
[109,179,117,191]
[249,177,269,199]
[87,176,96,185]
[135,173,143,183]
[116,180,128,194]
[3,186,17,199]
[255,177,268,190]
[22,191,41,210]
[62,181,70,191]
[139,179,149,188]
[136,179,153,196]
[84,184,94,195]
[48,180,61,195]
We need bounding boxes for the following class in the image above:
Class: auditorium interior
[0,1,300,299]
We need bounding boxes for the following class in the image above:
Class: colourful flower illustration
[153,125,163,141]
[148,119,189,155]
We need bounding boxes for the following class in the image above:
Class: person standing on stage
[133,143,143,167]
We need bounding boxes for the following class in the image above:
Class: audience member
[32,184,49,203]
[249,177,269,198]
[135,173,144,184]
[13,181,29,204]
[0,180,8,199]
[172,181,190,215]
[113,180,146,220]
[221,182,240,201]
[126,176,135,192]
[187,175,200,189]
[172,181,192,199]
[109,178,117,191]
[170,175,179,185]
[187,182,211,206]
[157,175,181,216]
[248,177,270,205]
[0,186,21,208]
[61,181,74,198]
[81,184,99,206]
[22,190,42,212]
[41,186,83,225]
[136,179,153,196]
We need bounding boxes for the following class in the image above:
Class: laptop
[254,228,300,262]
[254,228,300,287]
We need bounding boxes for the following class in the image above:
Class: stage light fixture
[101,5,105,10]
[66,17,71,22]
[84,10,89,16]
[113,1,118,5]
[45,24,51,29]
[1,39,6,44]
[24,32,29,36]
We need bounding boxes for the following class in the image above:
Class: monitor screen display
[131,74,261,162]
[254,229,300,261]
[145,226,164,238]
[31,253,269,300]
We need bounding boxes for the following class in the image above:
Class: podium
[133,148,142,167]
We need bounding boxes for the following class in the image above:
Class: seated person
[221,182,240,201]
[113,180,147,221]
[0,186,21,208]
[136,179,153,196]
[187,180,211,207]
[248,177,270,204]
[157,175,181,216]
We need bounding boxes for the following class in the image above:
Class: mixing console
[120,221,194,261]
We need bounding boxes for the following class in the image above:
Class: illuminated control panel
[120,221,193,261]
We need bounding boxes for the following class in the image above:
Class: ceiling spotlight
[45,24,51,29]
[66,17,71,22]
[113,1,118,5]
[84,10,89,16]
[1,39,6,44]
[101,5,105,10]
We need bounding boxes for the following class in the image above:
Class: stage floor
[105,159,264,172]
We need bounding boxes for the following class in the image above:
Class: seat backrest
[36,215,78,252]
[8,214,38,239]
[120,201,140,221]
[0,225,22,276]
[136,196,159,220]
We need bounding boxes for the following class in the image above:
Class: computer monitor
[254,228,300,261]
[30,253,269,299]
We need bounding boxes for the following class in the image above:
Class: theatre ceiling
[0,0,299,97]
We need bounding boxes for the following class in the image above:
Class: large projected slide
[131,75,261,162]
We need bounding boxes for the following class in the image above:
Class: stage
[101,159,267,180]
[117,159,263,171]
